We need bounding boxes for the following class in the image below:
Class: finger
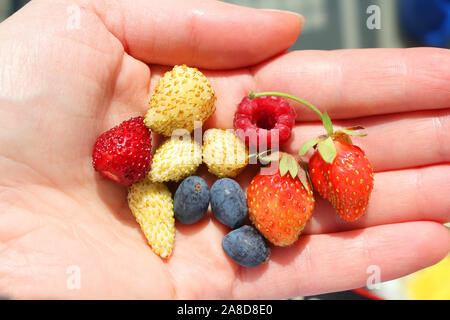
[89,0,303,69]
[303,165,450,235]
[231,164,450,235]
[252,48,450,120]
[232,221,450,299]
[200,48,450,124]
[283,109,450,172]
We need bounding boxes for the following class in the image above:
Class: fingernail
[260,9,305,25]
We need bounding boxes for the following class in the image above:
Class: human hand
[0,0,448,299]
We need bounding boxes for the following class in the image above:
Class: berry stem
[249,91,324,120]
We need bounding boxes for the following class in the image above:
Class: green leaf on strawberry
[279,153,298,179]
[279,154,289,176]
[339,128,368,137]
[288,157,299,179]
[279,153,310,192]
[298,138,319,156]
[317,137,337,164]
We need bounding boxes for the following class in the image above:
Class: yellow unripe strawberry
[202,129,249,178]
[127,178,175,258]
[145,65,216,136]
[149,136,202,182]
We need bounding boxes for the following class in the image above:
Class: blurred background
[0,0,449,300]
[1,0,449,48]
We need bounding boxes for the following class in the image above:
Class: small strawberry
[92,116,152,187]
[202,128,249,178]
[296,111,374,222]
[145,65,216,136]
[148,136,202,182]
[307,138,374,221]
[128,178,175,258]
[234,93,296,150]
[247,153,314,246]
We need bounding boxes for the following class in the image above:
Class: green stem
[249,91,324,120]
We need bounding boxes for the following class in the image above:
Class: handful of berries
[92,65,374,266]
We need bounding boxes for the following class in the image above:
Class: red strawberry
[234,94,296,150]
[308,139,374,221]
[247,153,314,246]
[93,117,152,187]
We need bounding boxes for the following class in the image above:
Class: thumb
[92,0,304,69]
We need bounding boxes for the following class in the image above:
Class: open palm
[0,0,448,299]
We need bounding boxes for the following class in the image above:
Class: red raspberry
[233,96,296,149]
[92,117,152,187]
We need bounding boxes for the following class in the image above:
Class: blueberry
[210,178,247,229]
[174,176,210,224]
[222,225,270,267]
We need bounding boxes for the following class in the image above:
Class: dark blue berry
[174,176,210,224]
[222,225,270,267]
[210,178,247,229]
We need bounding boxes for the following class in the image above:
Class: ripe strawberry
[145,65,216,136]
[308,139,374,221]
[128,178,175,258]
[92,116,152,187]
[294,103,374,221]
[234,94,296,150]
[202,128,249,178]
[148,136,202,182]
[247,153,314,246]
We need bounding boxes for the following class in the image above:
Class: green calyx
[279,153,298,178]
[248,91,368,164]
[278,153,311,192]
[255,151,311,192]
